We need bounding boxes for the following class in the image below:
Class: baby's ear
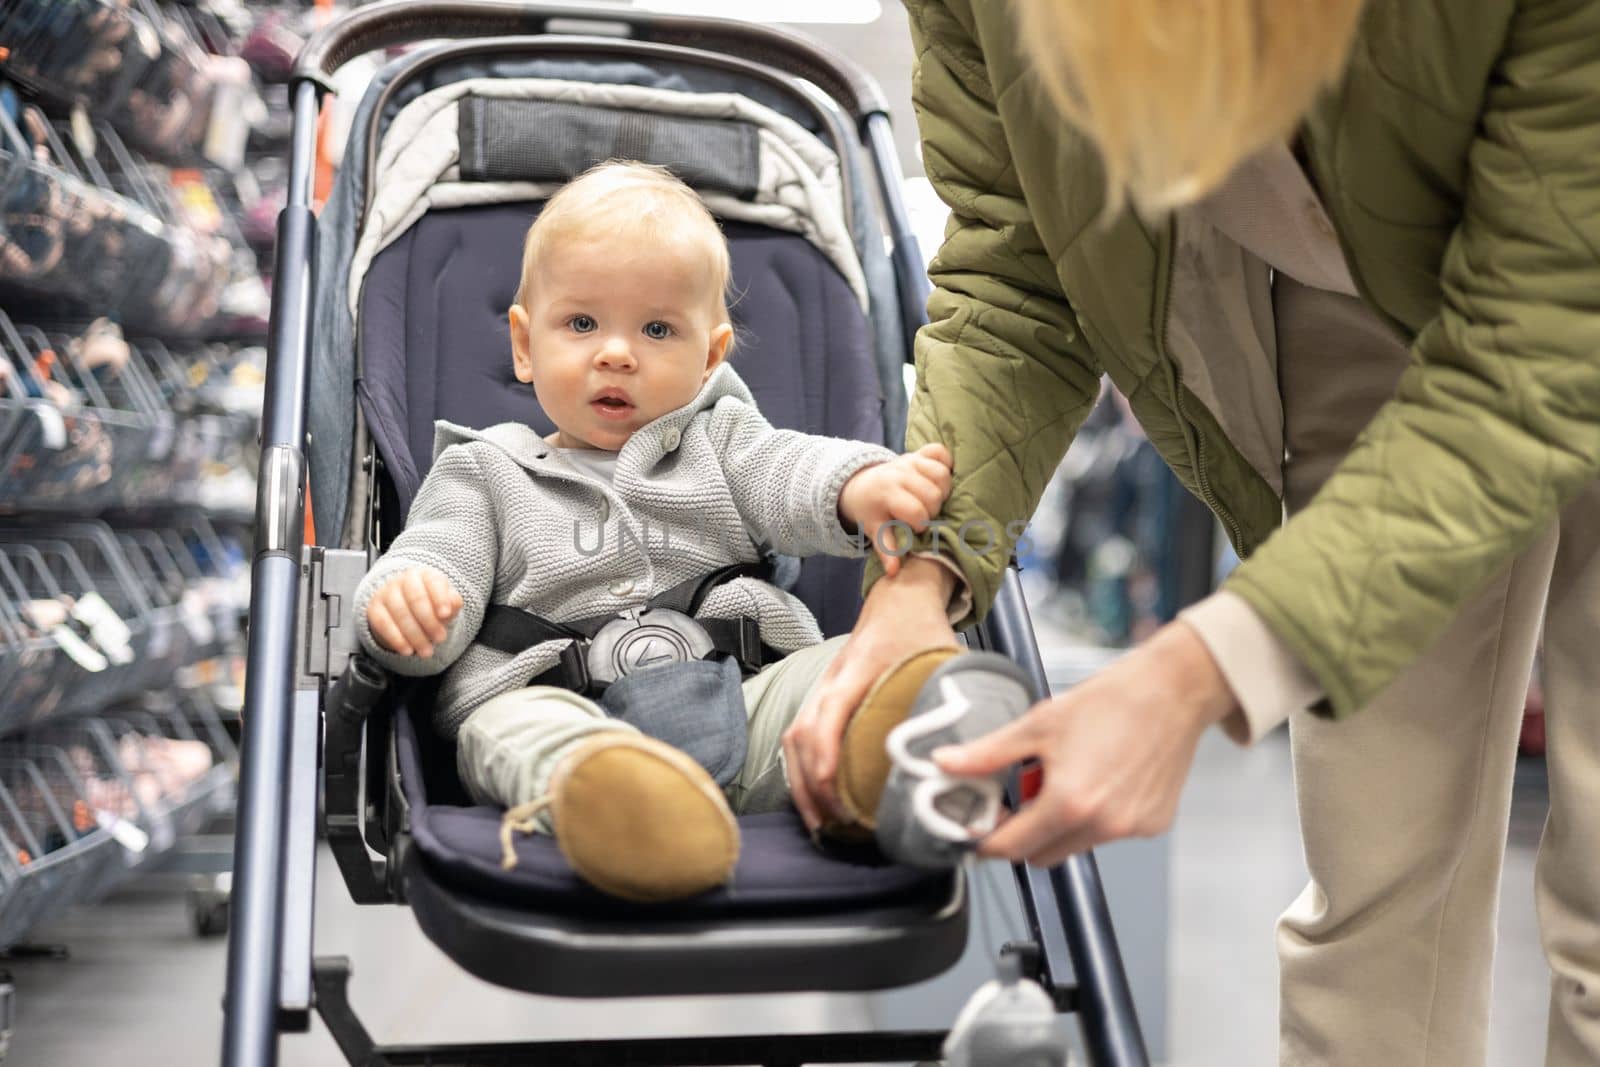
[508,305,535,383]
[705,323,734,379]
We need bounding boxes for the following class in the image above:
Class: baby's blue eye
[643,321,673,341]
[570,315,596,333]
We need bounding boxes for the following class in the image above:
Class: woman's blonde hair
[1017,0,1365,215]
[514,160,732,318]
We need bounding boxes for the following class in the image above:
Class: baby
[353,162,952,902]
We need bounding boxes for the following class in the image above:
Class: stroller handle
[295,0,890,121]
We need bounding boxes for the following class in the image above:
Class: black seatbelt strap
[527,640,591,693]
[475,606,589,654]
[646,559,775,616]
[477,558,774,654]
[474,558,780,692]
[699,616,786,673]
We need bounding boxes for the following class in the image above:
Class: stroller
[225,3,1148,1065]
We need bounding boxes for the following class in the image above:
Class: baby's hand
[366,565,463,658]
[839,443,954,577]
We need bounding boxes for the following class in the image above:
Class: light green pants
[456,636,847,832]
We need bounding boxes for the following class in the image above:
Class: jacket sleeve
[862,0,1104,627]
[352,445,500,677]
[707,396,896,557]
[1225,0,1600,715]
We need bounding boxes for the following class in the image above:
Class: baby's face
[510,237,732,452]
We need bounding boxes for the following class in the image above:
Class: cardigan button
[610,579,635,597]
[661,427,681,451]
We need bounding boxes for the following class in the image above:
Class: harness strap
[476,559,780,694]
[649,560,774,616]
[476,607,587,653]
[698,616,786,673]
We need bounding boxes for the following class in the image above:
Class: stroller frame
[225,3,1149,1065]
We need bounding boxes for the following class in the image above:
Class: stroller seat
[398,684,967,998]
[316,33,975,1000]
[228,5,1145,1065]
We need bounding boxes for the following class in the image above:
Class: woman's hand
[934,621,1240,866]
[838,444,954,576]
[784,555,960,832]
[366,565,462,658]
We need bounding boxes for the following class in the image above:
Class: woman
[782,1,1600,1063]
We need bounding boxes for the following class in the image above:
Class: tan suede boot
[517,734,741,902]
[828,646,963,839]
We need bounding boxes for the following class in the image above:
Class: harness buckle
[585,608,716,689]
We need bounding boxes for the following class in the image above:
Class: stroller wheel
[189,884,231,938]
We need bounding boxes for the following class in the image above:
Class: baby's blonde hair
[514,160,732,319]
[1017,0,1365,215]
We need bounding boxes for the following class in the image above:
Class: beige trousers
[456,636,847,832]
[1273,278,1600,1065]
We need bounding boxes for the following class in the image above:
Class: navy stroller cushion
[358,202,885,637]
[363,200,914,909]
[396,695,951,916]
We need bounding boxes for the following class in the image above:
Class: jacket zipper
[1175,384,1245,550]
[1156,217,1247,552]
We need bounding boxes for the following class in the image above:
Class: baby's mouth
[590,390,635,419]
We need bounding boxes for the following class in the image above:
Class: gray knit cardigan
[353,364,895,737]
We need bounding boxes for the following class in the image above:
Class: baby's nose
[595,338,635,368]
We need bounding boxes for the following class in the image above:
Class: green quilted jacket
[876,0,1600,716]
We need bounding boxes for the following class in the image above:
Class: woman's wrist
[883,553,960,606]
[1158,621,1243,729]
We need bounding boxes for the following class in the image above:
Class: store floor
[3,727,1551,1067]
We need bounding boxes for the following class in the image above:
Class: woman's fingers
[961,625,1229,867]
[978,807,1102,866]
[976,802,1071,861]
[787,653,880,829]
[802,681,863,823]
[782,729,823,831]
[788,567,961,835]
[975,768,1108,864]
[978,783,1132,866]
[933,714,1040,776]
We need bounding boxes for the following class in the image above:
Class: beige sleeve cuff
[1178,590,1324,746]
[909,551,975,626]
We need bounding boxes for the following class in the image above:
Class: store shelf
[0,0,259,169]
[0,114,252,336]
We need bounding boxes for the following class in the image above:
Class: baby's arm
[708,397,949,560]
[352,446,499,676]
[364,566,462,659]
[836,443,954,575]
